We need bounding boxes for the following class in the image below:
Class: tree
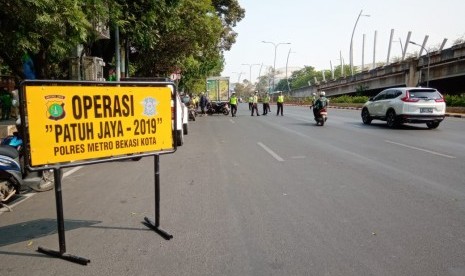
[211,0,245,51]
[0,0,244,92]
[0,0,108,79]
[288,66,317,89]
[256,71,271,93]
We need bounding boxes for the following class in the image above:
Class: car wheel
[386,110,398,128]
[426,121,440,129]
[361,108,372,124]
[176,129,184,146]
[183,123,188,135]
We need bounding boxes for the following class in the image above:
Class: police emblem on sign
[142,97,158,116]
[45,95,66,121]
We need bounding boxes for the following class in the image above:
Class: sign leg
[37,168,90,265]
[143,154,173,240]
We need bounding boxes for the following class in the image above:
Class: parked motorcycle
[0,126,54,205]
[314,107,328,126]
[206,101,230,115]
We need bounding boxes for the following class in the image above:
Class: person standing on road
[251,92,260,116]
[229,92,238,117]
[276,92,284,116]
[199,92,208,116]
[262,93,270,115]
[248,94,253,110]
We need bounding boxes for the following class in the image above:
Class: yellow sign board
[24,84,173,166]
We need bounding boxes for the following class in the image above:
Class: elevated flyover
[291,43,465,98]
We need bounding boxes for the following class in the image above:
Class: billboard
[21,81,175,168]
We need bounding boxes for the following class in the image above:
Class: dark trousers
[1,106,11,120]
[262,103,269,115]
[251,103,260,116]
[230,104,237,116]
[248,102,252,110]
[276,102,283,115]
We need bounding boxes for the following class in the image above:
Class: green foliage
[285,64,353,90]
[444,94,465,107]
[329,94,465,107]
[289,66,316,89]
[275,78,289,92]
[329,95,369,104]
[0,0,244,91]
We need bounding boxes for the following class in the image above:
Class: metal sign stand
[143,154,173,240]
[37,168,90,265]
[20,80,176,264]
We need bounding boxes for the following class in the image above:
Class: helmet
[320,91,326,96]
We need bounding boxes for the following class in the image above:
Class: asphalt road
[1,104,465,276]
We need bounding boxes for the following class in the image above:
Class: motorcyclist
[313,91,328,119]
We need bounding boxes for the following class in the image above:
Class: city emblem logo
[45,95,66,121]
[141,97,158,116]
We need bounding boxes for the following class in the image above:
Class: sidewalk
[280,103,465,119]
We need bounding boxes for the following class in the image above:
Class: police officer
[251,92,260,116]
[276,92,284,116]
[229,92,238,117]
[262,93,270,115]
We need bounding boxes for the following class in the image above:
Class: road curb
[327,105,465,118]
[280,103,465,118]
[294,105,465,118]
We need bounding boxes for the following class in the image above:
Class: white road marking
[384,140,456,159]
[63,166,83,178]
[290,156,306,159]
[257,142,284,162]
[229,118,235,124]
[0,193,34,212]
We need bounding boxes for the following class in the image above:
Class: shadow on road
[0,219,101,247]
[353,122,437,130]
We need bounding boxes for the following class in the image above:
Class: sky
[221,0,465,83]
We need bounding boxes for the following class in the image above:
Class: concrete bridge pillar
[406,59,420,87]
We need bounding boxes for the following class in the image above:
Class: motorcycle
[206,101,230,116]
[0,125,54,206]
[313,107,328,126]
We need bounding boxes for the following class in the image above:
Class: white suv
[361,87,446,129]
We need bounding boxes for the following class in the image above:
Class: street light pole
[409,41,430,87]
[349,10,370,76]
[262,41,291,92]
[232,71,245,84]
[241,63,260,84]
[286,48,296,92]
